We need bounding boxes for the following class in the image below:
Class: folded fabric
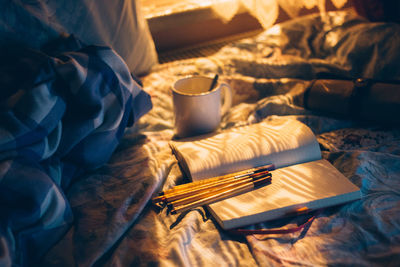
[304,79,400,124]
[0,36,152,266]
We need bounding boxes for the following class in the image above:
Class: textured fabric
[40,10,400,267]
[0,37,152,266]
[211,0,349,28]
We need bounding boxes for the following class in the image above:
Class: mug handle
[220,83,232,115]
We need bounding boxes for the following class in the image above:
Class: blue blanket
[0,36,152,266]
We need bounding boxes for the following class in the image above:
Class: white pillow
[0,0,158,76]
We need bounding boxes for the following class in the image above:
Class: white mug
[172,75,232,138]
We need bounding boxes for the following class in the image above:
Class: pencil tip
[254,177,272,188]
[152,196,165,204]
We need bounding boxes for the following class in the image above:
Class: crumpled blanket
[40,9,400,267]
[0,36,152,266]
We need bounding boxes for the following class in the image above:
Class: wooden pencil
[168,173,272,207]
[170,176,272,214]
[156,163,275,197]
[153,170,271,204]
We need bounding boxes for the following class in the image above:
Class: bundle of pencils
[152,164,274,214]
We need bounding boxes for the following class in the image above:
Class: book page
[208,159,362,229]
[170,117,322,181]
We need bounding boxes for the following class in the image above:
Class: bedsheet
[39,10,400,266]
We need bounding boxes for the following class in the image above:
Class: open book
[170,117,362,230]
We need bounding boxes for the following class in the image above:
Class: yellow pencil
[155,164,275,198]
[153,170,271,204]
[170,176,272,214]
[169,173,272,207]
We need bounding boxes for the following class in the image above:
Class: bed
[1,3,400,267]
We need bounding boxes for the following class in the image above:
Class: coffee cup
[172,75,232,138]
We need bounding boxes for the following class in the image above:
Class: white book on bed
[169,118,361,230]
